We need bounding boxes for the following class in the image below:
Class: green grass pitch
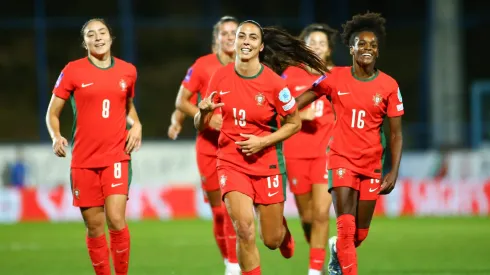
[1,217,489,274]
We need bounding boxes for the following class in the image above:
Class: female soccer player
[46,18,142,275]
[175,16,241,274]
[282,23,338,275]
[296,13,404,275]
[195,20,328,275]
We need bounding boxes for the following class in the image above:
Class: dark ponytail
[260,27,329,75]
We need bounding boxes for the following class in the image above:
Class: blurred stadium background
[1,0,490,274]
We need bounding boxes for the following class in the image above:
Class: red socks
[222,204,238,264]
[355,228,369,247]
[309,248,326,271]
[109,226,131,275]
[336,214,357,275]
[211,206,228,260]
[86,234,111,275]
[242,266,261,275]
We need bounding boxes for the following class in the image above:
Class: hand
[235,133,267,156]
[126,122,142,154]
[380,170,398,195]
[208,114,223,131]
[300,107,316,121]
[198,91,224,115]
[52,135,68,157]
[167,123,182,140]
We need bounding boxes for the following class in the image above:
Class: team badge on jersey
[336,168,346,179]
[55,72,64,88]
[220,174,227,187]
[255,92,265,106]
[278,88,292,103]
[373,93,383,106]
[119,79,127,92]
[73,188,80,199]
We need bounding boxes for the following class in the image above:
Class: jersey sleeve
[387,85,404,117]
[181,63,202,94]
[52,64,74,100]
[274,84,297,117]
[311,74,334,98]
[128,65,137,98]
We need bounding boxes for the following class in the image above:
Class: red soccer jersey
[207,63,298,176]
[282,66,336,159]
[182,53,226,156]
[53,57,136,168]
[312,66,404,178]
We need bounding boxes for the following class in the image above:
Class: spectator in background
[3,146,28,188]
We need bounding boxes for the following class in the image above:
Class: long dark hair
[240,20,329,75]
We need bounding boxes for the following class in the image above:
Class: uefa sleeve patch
[55,72,64,88]
[278,88,292,103]
[282,97,296,111]
[184,68,193,82]
[397,103,404,111]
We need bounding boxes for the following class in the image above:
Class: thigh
[253,174,287,205]
[224,191,255,234]
[218,167,254,202]
[71,167,104,207]
[328,168,360,216]
[255,202,285,240]
[285,158,312,195]
[357,176,380,228]
[100,161,130,199]
[310,155,329,185]
[197,153,220,192]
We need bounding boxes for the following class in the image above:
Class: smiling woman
[45,18,142,275]
[194,20,328,275]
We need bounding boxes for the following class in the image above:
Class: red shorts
[286,156,328,195]
[196,153,219,192]
[217,166,286,205]
[328,168,380,200]
[71,161,131,207]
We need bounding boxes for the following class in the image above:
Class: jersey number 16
[351,109,365,129]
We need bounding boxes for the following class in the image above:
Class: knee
[300,208,313,224]
[312,203,330,224]
[235,218,255,244]
[84,216,105,237]
[106,211,126,231]
[262,228,285,250]
[355,228,369,247]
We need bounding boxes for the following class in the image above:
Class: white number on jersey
[102,99,111,118]
[311,100,324,117]
[233,108,246,127]
[267,175,280,189]
[351,109,366,129]
[114,162,122,179]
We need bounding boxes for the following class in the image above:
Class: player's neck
[235,58,261,78]
[88,53,112,69]
[217,51,235,65]
[352,62,376,79]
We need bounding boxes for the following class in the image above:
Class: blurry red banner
[1,180,489,223]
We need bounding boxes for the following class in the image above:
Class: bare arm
[193,92,223,131]
[263,109,301,146]
[126,98,142,127]
[296,90,319,110]
[388,116,403,174]
[171,109,186,125]
[193,111,214,132]
[46,95,68,157]
[176,85,200,117]
[46,95,66,140]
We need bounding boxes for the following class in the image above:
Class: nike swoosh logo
[116,248,128,253]
[93,261,104,266]
[268,191,279,197]
[295,85,308,91]
[369,187,379,192]
[338,91,349,95]
[81,83,93,88]
[219,91,230,95]
[342,263,354,269]
[111,183,123,188]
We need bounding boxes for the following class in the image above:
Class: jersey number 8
[102,99,110,118]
